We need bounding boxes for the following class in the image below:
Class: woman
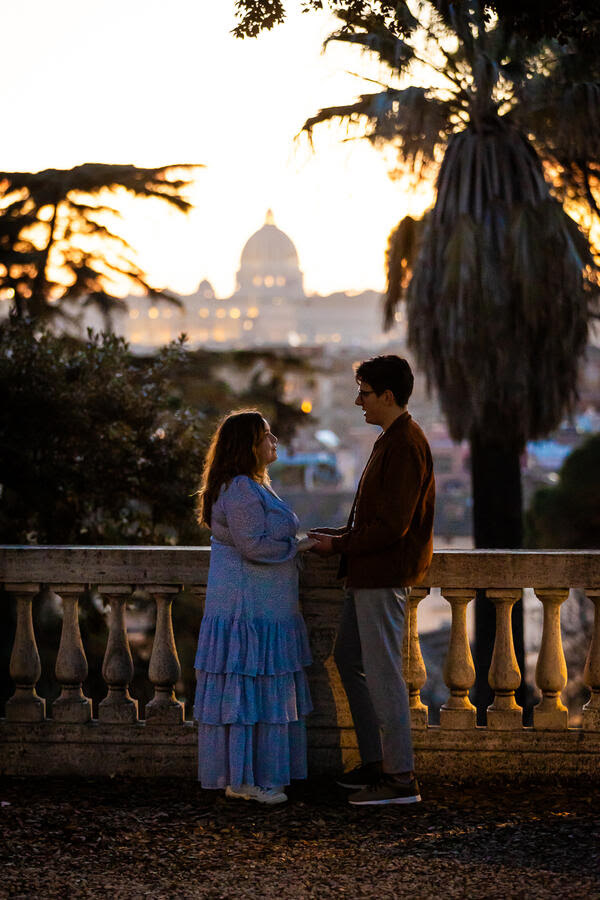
[194,410,313,805]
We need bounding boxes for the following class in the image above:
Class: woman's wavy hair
[197,410,268,527]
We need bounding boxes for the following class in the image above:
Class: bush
[0,321,210,545]
[525,433,600,548]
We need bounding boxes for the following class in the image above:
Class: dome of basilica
[236,210,304,296]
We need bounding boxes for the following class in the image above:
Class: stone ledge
[2,720,599,780]
[2,546,600,588]
[413,726,600,779]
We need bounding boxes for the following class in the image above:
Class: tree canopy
[232,0,600,44]
[0,162,199,325]
[526,434,600,548]
[484,0,600,46]
[0,323,207,545]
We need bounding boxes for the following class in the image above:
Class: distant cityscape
[81,210,403,352]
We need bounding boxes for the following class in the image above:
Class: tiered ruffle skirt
[194,613,313,788]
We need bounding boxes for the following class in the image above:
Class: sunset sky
[3,0,434,297]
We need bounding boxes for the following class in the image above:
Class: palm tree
[302,2,599,716]
[0,162,200,325]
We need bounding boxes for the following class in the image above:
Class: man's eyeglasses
[356,388,375,399]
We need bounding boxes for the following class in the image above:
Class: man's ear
[383,388,395,405]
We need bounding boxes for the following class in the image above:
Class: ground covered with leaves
[1,776,598,899]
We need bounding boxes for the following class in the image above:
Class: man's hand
[307,532,337,557]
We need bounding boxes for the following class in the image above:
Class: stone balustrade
[1,546,600,780]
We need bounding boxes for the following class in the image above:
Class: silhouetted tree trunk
[471,431,529,723]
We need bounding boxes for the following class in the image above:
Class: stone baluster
[145,588,184,724]
[402,587,428,728]
[52,586,92,723]
[5,585,46,722]
[582,590,600,731]
[440,589,477,729]
[533,588,569,729]
[99,586,138,724]
[486,589,523,729]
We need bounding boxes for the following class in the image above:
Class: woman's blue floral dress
[194,475,313,788]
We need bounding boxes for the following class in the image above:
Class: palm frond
[432,0,478,63]
[324,21,415,74]
[434,121,548,227]
[384,214,427,328]
[303,90,401,134]
[303,85,455,173]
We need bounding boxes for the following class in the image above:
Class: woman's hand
[296,536,318,552]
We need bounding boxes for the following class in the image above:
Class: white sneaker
[225,784,287,805]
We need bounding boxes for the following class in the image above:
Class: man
[309,355,435,806]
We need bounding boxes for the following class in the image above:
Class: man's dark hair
[355,355,414,407]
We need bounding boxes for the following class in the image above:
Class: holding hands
[307,529,337,557]
[296,536,318,552]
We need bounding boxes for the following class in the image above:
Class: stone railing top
[1,546,600,589]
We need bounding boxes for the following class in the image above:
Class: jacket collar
[375,410,411,443]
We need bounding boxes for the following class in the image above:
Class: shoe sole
[225,789,287,805]
[349,794,421,806]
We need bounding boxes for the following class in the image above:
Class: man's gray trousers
[334,586,415,774]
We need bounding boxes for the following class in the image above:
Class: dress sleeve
[221,476,298,564]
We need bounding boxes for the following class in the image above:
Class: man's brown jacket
[331,411,435,588]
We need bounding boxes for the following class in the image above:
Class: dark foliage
[526,434,600,548]
[233,0,600,46]
[487,0,600,46]
[0,162,199,325]
[0,321,209,545]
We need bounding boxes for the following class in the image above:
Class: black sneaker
[335,761,383,790]
[348,775,421,806]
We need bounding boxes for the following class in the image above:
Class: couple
[194,355,435,806]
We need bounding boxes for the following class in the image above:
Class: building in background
[97,211,404,351]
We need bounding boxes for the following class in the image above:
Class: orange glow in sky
[3,0,434,297]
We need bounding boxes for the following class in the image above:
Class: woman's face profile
[255,418,278,470]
